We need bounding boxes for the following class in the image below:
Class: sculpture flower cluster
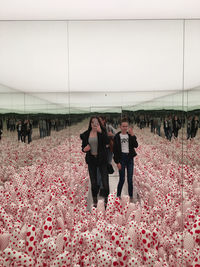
[0,127,199,266]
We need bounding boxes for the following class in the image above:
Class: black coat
[113,132,138,164]
[191,118,199,131]
[172,119,181,131]
[80,130,110,165]
[21,122,32,135]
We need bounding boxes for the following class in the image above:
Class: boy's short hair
[120,117,129,124]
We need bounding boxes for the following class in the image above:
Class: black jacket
[21,122,32,135]
[80,130,109,165]
[172,119,181,131]
[191,118,199,131]
[113,132,138,164]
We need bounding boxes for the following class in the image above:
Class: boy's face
[120,122,129,133]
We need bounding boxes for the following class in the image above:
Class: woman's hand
[107,131,113,137]
[83,144,91,152]
[117,163,121,170]
[97,125,102,133]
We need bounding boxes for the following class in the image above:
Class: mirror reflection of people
[9,118,15,132]
[167,116,173,141]
[0,117,3,140]
[80,116,110,208]
[21,120,32,144]
[187,116,192,140]
[150,117,155,133]
[113,118,138,203]
[97,116,116,196]
[156,117,161,136]
[26,120,32,144]
[0,118,3,132]
[39,118,47,138]
[172,115,181,138]
[164,117,169,140]
[191,116,199,139]
[21,120,26,143]
[17,120,22,142]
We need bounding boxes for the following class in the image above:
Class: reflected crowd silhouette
[0,111,199,143]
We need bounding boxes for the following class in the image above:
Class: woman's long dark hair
[88,116,102,132]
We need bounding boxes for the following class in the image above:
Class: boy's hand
[128,127,134,136]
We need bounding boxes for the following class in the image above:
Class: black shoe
[93,197,98,208]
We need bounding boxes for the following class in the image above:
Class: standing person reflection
[172,115,181,139]
[16,120,22,142]
[187,116,192,140]
[191,115,199,139]
[97,116,116,197]
[113,118,138,203]
[80,116,110,208]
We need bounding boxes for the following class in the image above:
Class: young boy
[113,118,138,202]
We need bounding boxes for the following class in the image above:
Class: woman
[80,116,110,207]
[97,116,116,196]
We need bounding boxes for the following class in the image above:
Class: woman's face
[91,118,99,130]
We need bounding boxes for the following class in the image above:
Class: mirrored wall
[0,20,200,261]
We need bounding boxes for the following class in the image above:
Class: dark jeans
[173,129,179,138]
[27,132,32,144]
[17,131,22,141]
[156,126,161,136]
[97,149,113,189]
[117,153,134,198]
[21,134,26,143]
[187,128,191,139]
[191,128,198,138]
[40,129,47,138]
[88,156,109,203]
[166,128,172,141]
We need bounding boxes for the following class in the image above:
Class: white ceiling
[0,1,200,112]
[0,0,200,20]
[1,20,200,93]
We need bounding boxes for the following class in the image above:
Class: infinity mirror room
[0,18,200,266]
